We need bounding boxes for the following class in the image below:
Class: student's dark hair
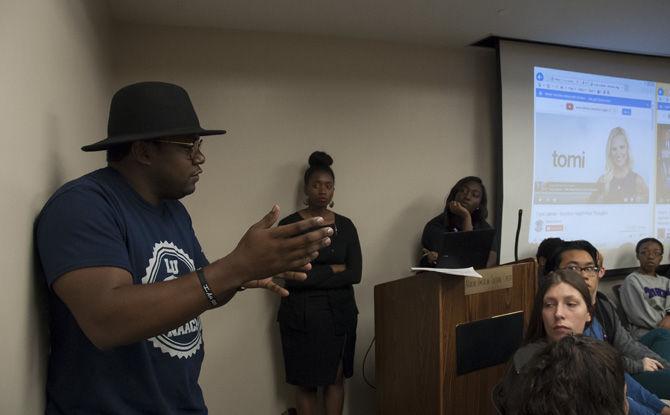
[517,335,626,415]
[106,142,133,162]
[542,239,598,276]
[443,176,488,221]
[524,269,594,344]
[536,237,563,261]
[636,237,664,255]
[304,151,334,185]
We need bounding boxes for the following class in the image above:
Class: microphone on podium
[514,209,523,262]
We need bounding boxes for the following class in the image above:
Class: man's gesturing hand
[242,272,305,297]
[228,205,332,283]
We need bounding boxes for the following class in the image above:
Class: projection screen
[498,39,670,270]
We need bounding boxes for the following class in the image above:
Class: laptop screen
[437,228,496,269]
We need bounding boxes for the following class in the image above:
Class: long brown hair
[517,335,626,415]
[524,269,594,344]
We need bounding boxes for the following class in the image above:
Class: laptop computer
[436,228,496,269]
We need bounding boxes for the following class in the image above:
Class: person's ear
[586,311,592,322]
[130,141,153,166]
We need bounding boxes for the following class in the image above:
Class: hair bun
[308,151,333,167]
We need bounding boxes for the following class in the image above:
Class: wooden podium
[374,261,537,415]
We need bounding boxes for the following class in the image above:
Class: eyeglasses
[561,265,601,276]
[153,137,203,160]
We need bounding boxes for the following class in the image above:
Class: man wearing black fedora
[35,81,332,414]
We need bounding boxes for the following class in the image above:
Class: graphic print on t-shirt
[141,241,202,359]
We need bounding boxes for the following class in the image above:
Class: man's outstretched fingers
[286,254,320,270]
[282,247,322,264]
[276,271,307,282]
[272,217,325,238]
[243,277,290,297]
[267,282,289,297]
[279,243,329,266]
[280,228,333,254]
[250,205,281,231]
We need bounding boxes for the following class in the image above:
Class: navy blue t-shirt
[36,167,209,414]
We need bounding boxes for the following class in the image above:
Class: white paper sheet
[410,266,483,278]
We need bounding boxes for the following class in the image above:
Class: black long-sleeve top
[419,212,494,267]
[277,212,362,328]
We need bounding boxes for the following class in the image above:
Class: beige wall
[0,0,111,413]
[2,10,497,412]
[112,24,497,413]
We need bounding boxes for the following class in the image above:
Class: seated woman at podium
[419,176,496,267]
[277,151,362,415]
[494,269,670,415]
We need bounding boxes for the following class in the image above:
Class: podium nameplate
[464,265,513,295]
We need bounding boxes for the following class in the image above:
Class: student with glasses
[543,240,670,400]
[494,269,660,415]
[620,238,670,361]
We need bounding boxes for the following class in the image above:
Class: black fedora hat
[82,81,226,151]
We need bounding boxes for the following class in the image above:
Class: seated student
[494,269,669,415]
[515,335,628,415]
[621,238,670,360]
[543,240,670,399]
[420,176,496,267]
[535,237,563,280]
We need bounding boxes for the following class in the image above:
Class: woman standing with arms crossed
[278,151,362,415]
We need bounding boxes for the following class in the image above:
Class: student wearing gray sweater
[542,240,670,398]
[621,238,670,365]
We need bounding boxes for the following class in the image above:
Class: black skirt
[279,295,357,387]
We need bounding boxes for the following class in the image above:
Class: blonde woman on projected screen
[591,127,648,203]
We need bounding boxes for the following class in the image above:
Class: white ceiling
[109,0,670,57]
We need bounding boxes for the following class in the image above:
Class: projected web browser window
[655,84,670,242]
[530,67,656,248]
